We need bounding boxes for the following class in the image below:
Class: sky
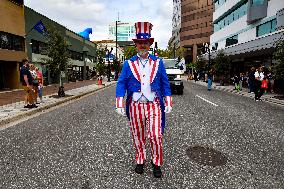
[24,0,173,49]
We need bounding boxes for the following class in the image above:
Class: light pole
[105,46,113,82]
[203,42,212,90]
[204,43,211,70]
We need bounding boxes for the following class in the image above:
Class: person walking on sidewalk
[29,64,39,104]
[115,22,172,178]
[248,67,255,93]
[207,69,213,91]
[254,67,265,101]
[20,59,36,108]
[35,67,44,103]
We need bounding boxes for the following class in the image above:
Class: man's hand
[164,106,172,114]
[116,108,126,116]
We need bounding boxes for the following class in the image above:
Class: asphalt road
[0,82,283,189]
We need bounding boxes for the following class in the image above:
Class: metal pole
[116,20,118,61]
[107,49,110,82]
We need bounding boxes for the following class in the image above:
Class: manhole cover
[186,146,227,166]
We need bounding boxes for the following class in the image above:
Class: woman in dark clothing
[248,67,255,93]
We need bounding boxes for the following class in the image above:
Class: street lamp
[105,46,113,82]
[203,42,211,70]
[203,42,213,91]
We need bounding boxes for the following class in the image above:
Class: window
[214,1,248,32]
[9,0,23,5]
[252,0,265,6]
[225,35,238,47]
[256,19,277,37]
[69,50,83,61]
[0,31,25,51]
[31,39,47,54]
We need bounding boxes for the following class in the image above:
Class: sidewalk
[184,78,284,106]
[0,79,116,126]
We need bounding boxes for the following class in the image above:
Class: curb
[0,83,116,127]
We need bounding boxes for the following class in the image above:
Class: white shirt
[132,55,157,102]
[255,71,264,81]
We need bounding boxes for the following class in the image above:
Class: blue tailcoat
[116,54,172,133]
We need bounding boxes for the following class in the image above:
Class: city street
[0,82,283,188]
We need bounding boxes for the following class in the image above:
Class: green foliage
[195,57,206,72]
[273,36,284,80]
[213,50,230,77]
[112,58,121,73]
[124,46,137,59]
[95,48,107,76]
[95,62,106,76]
[42,25,70,83]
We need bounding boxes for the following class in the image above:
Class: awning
[204,30,284,60]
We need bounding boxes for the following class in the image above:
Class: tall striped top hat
[132,22,154,44]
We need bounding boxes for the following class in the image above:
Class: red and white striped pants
[129,99,163,166]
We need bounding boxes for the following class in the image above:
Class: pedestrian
[194,71,198,82]
[254,67,265,101]
[267,70,274,93]
[248,67,255,93]
[232,74,240,92]
[20,59,36,108]
[239,72,245,91]
[29,64,39,104]
[207,69,213,91]
[35,67,44,102]
[261,76,268,94]
[115,22,172,178]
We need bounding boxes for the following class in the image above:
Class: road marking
[196,95,219,107]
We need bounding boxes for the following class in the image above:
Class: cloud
[25,0,173,49]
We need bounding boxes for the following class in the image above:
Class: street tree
[195,57,206,72]
[213,50,230,85]
[124,46,137,59]
[95,48,106,76]
[43,25,70,84]
[273,36,284,80]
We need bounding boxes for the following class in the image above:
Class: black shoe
[24,104,32,108]
[31,104,38,108]
[135,164,144,174]
[153,164,162,178]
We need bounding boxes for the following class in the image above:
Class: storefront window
[0,32,24,51]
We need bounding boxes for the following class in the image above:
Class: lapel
[128,59,141,82]
[149,57,160,83]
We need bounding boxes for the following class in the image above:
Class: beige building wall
[0,0,26,89]
[180,0,213,62]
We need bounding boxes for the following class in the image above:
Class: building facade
[109,22,135,42]
[169,0,182,50]
[0,0,26,89]
[180,0,214,62]
[210,0,284,73]
[24,6,97,84]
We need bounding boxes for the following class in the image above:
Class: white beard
[138,50,149,57]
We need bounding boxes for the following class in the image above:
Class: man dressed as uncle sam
[115,22,172,178]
